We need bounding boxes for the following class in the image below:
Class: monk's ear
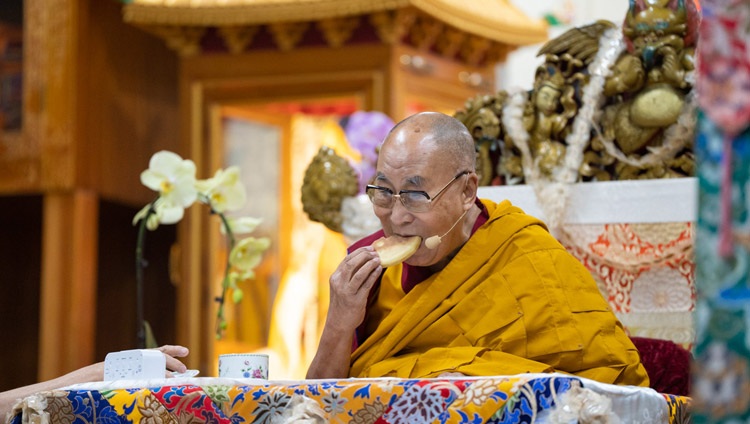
[462,171,478,206]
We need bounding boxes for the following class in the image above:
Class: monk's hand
[327,246,382,328]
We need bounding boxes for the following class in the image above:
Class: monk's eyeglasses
[366,170,470,213]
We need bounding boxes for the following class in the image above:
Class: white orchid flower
[133,203,161,230]
[154,197,186,225]
[134,150,269,340]
[197,166,247,213]
[221,216,263,235]
[229,237,271,271]
[140,151,198,211]
[227,270,255,303]
[132,191,188,228]
[230,268,256,282]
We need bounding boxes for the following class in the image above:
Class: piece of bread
[372,235,422,267]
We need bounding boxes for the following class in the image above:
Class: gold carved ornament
[455,0,699,185]
[300,146,359,233]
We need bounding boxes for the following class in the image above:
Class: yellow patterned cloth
[9,374,690,423]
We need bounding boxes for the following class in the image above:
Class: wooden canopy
[123,0,548,62]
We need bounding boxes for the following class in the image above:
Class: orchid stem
[135,200,156,349]
[213,204,236,339]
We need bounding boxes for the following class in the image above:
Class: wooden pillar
[38,190,98,380]
[24,0,96,380]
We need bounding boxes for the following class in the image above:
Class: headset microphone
[425,209,469,249]
[424,235,442,250]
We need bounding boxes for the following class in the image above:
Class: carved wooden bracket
[461,36,492,67]
[218,25,260,54]
[268,22,310,52]
[435,27,467,59]
[149,26,206,57]
[317,17,360,48]
[409,13,444,51]
[369,9,415,45]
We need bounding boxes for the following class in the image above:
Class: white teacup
[218,353,269,379]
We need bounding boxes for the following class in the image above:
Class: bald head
[383,112,476,173]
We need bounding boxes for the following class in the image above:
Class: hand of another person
[79,345,191,381]
[327,246,382,331]
[0,344,193,419]
[155,344,190,376]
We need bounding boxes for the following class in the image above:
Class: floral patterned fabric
[559,221,696,349]
[8,375,690,424]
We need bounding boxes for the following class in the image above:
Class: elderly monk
[306,112,649,386]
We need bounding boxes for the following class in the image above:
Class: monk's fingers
[344,247,378,272]
[350,258,382,294]
[331,248,379,292]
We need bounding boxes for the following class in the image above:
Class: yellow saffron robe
[350,199,649,387]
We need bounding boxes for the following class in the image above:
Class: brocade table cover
[8,373,690,424]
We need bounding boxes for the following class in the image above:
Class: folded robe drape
[350,199,649,387]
